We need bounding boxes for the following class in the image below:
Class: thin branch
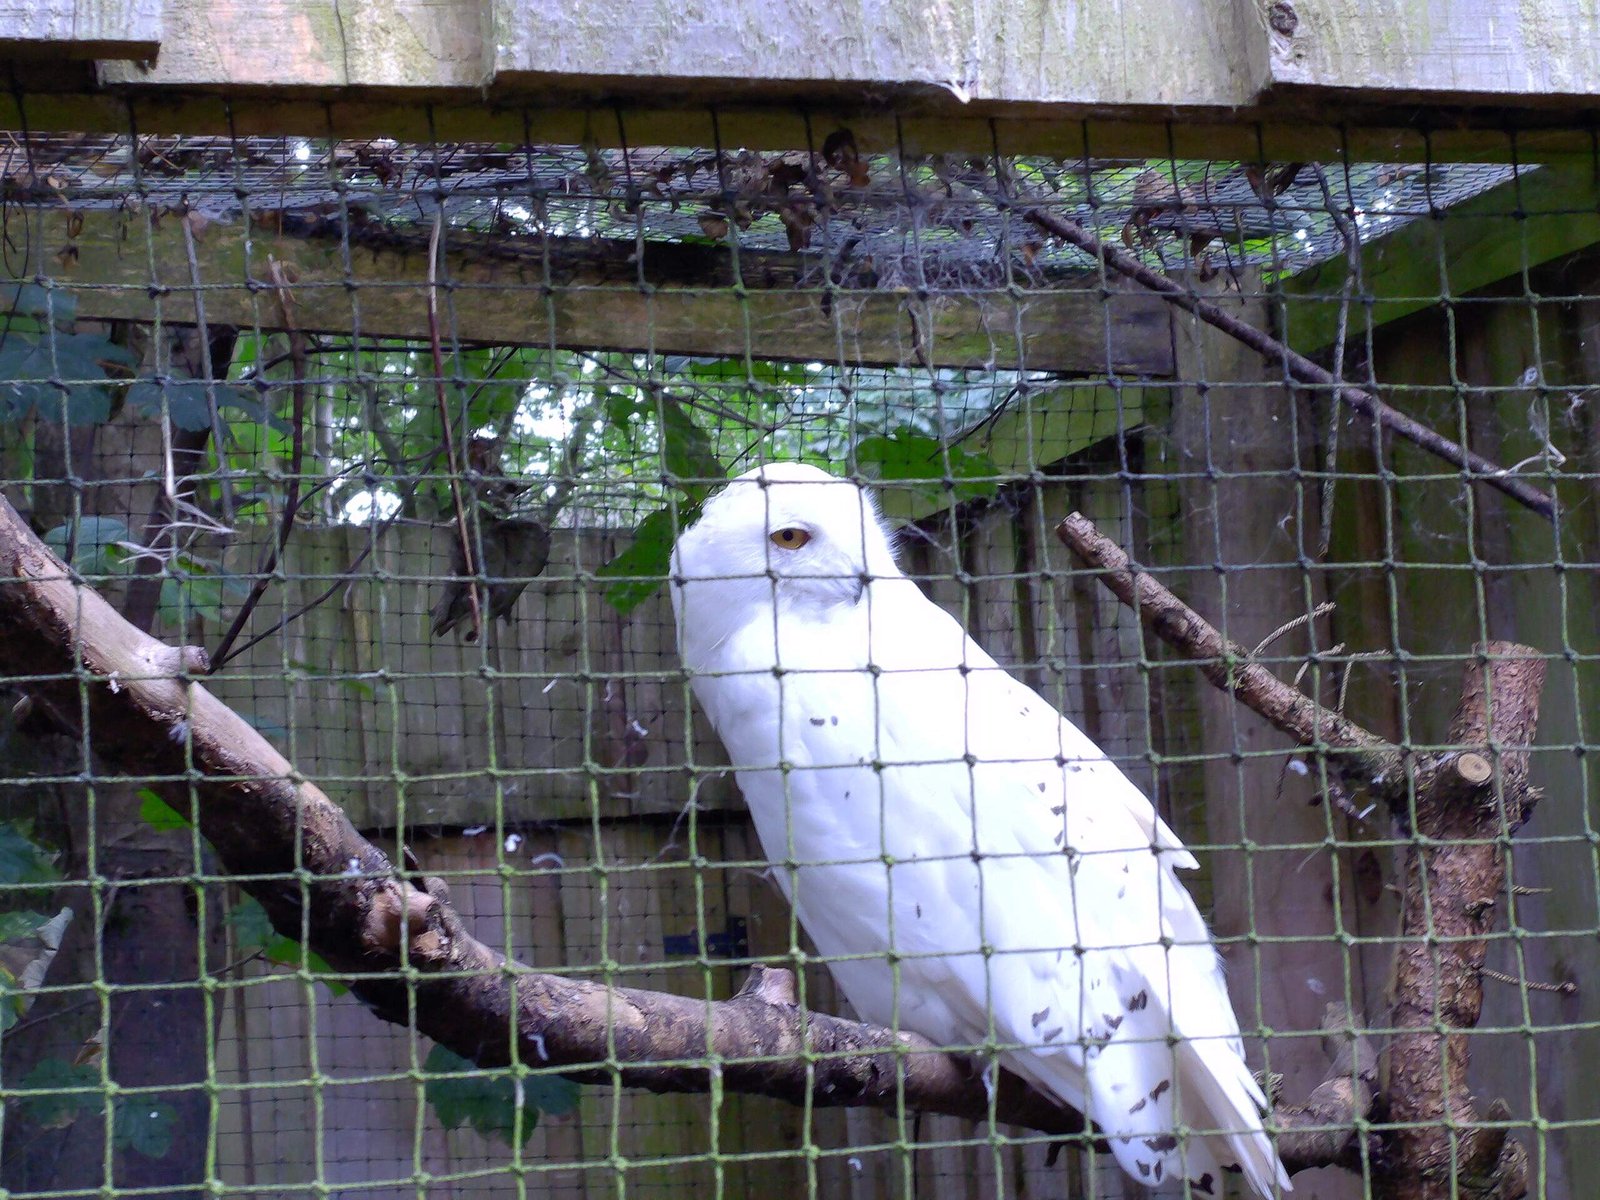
[426,208,482,640]
[1020,205,1558,522]
[1056,510,1395,777]
[181,207,235,524]
[209,261,311,667]
[539,403,601,526]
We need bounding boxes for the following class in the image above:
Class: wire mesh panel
[0,113,1594,1200]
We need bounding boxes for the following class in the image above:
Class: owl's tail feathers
[1175,1036,1293,1198]
[1065,1032,1291,1198]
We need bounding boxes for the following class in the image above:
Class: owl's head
[669,463,902,643]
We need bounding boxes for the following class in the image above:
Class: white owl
[670,463,1290,1197]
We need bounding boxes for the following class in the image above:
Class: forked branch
[1057,509,1544,1200]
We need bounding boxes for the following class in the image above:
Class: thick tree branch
[1384,649,1544,1200]
[0,492,1386,1171]
[1022,205,1557,523]
[1057,510,1543,1200]
[0,492,1076,1135]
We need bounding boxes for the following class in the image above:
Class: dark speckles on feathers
[1126,989,1149,1011]
[1136,1162,1151,1179]
[809,717,826,726]
[1128,1097,1147,1115]
[1041,1026,1064,1043]
[830,715,838,725]
[915,903,922,918]
[1050,804,1064,815]
[1223,1163,1244,1174]
[1149,1079,1171,1102]
[1153,1162,1164,1183]
[1193,1172,1215,1195]
[1031,1007,1050,1028]
[1144,1135,1178,1153]
[1037,781,1048,793]
[1105,1013,1123,1031]
[1054,831,1065,847]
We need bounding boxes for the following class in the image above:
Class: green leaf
[423,1044,577,1147]
[226,894,275,951]
[128,376,285,433]
[113,1098,177,1159]
[137,789,191,833]
[0,909,47,942]
[0,282,76,323]
[853,431,999,503]
[128,377,217,431]
[448,347,536,432]
[0,328,126,423]
[17,1058,103,1128]
[41,517,132,576]
[263,936,349,996]
[657,397,723,500]
[597,506,697,615]
[0,821,61,888]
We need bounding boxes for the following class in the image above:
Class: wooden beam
[485,0,1266,109]
[0,90,1594,167]
[0,0,159,58]
[96,0,484,89]
[1268,0,1600,100]
[26,208,1174,374]
[87,0,1600,114]
[1278,164,1600,354]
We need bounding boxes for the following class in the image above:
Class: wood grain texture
[23,208,1172,375]
[1270,0,1600,97]
[0,0,159,57]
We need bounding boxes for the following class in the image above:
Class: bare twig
[1022,206,1558,522]
[1308,164,1361,557]
[209,261,311,667]
[181,207,236,524]
[426,209,482,640]
[1056,511,1395,781]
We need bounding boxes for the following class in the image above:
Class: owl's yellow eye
[770,527,812,550]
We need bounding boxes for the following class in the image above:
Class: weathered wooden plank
[1280,164,1600,354]
[1333,274,1600,1197]
[23,208,1171,375]
[487,0,1264,109]
[97,0,483,87]
[1167,274,1370,1200]
[82,0,1600,113]
[0,0,160,58]
[1268,0,1600,98]
[1,86,1594,167]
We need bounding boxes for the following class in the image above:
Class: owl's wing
[866,584,1285,1195]
[868,580,1196,869]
